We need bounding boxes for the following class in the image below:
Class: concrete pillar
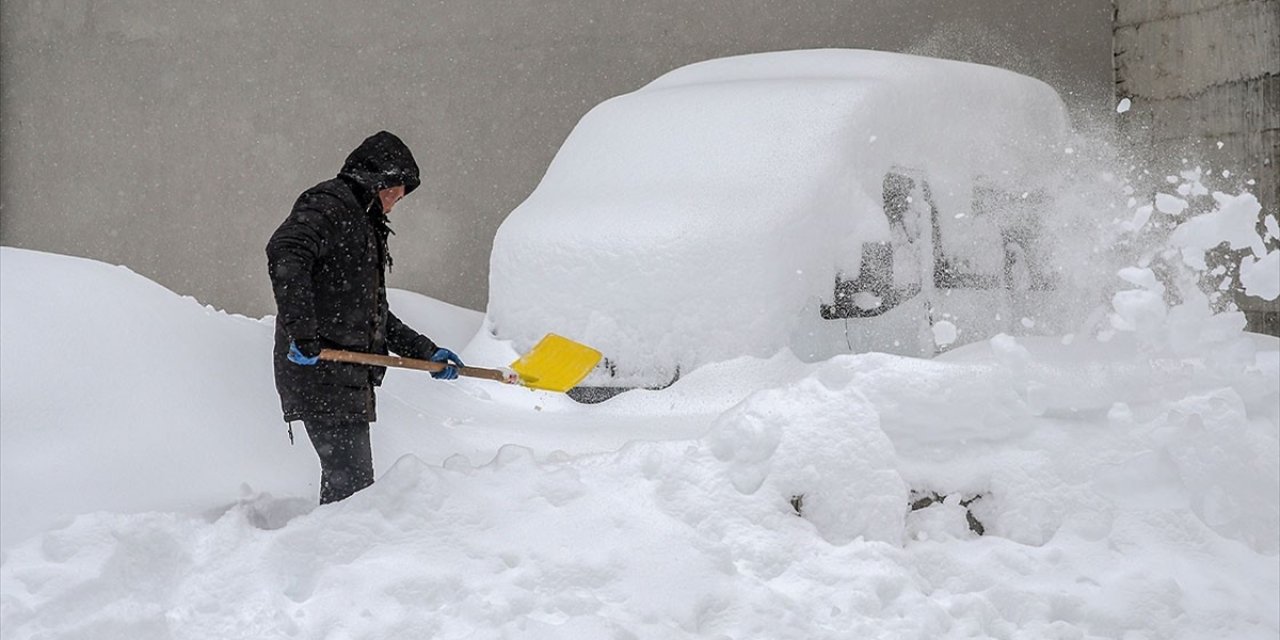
[1114,0,1280,335]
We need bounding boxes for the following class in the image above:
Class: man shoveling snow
[266,130,466,504]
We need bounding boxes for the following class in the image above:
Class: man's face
[378,185,407,215]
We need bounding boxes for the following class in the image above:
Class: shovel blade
[510,333,602,392]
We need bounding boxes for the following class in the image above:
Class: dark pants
[303,419,374,504]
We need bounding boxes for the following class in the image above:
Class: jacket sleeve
[386,311,439,360]
[265,201,335,344]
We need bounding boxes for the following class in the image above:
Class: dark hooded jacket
[266,131,437,423]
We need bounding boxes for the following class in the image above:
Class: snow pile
[0,248,299,546]
[0,248,482,547]
[706,377,907,545]
[3,247,1278,638]
[1156,388,1279,553]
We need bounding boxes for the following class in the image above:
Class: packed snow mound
[0,248,484,548]
[0,247,301,548]
[707,377,907,545]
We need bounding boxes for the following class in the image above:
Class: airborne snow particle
[1240,252,1280,301]
[1155,194,1188,215]
[932,321,958,347]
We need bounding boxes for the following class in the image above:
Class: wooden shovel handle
[319,349,513,384]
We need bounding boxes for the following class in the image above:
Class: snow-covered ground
[1,244,1277,639]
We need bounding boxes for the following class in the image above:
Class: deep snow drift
[1,246,1277,639]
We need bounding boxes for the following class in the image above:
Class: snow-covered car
[488,49,1074,400]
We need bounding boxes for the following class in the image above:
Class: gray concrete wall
[1,0,1114,317]
[1114,0,1280,333]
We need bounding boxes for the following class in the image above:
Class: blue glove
[429,348,464,380]
[288,340,321,366]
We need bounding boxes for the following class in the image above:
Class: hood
[338,131,421,198]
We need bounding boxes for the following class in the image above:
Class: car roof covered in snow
[520,49,1069,230]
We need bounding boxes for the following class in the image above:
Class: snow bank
[0,248,484,549]
[0,248,300,548]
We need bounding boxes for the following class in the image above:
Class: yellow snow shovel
[319,333,602,393]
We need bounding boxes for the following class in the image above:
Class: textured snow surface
[2,248,1278,639]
